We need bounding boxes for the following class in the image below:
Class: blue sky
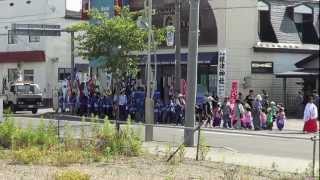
[66,0,82,11]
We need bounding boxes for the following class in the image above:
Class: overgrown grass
[198,134,210,161]
[0,115,16,148]
[54,170,90,180]
[0,114,143,166]
[11,146,45,164]
[164,143,186,165]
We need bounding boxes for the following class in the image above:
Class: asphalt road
[152,126,317,160]
[9,108,319,161]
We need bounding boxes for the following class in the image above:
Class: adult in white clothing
[303,96,318,133]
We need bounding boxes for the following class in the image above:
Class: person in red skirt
[303,96,318,133]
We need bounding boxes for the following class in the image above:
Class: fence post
[196,125,201,161]
[57,114,61,142]
[312,136,316,177]
[0,97,3,123]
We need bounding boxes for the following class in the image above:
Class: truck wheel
[32,109,38,114]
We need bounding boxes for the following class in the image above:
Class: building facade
[0,0,86,106]
[130,0,319,113]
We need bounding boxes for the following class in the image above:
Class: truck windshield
[16,85,41,94]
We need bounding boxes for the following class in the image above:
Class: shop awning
[138,52,218,65]
[0,51,45,63]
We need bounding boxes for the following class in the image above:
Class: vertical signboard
[230,80,239,104]
[217,49,226,98]
[166,26,175,47]
[90,0,114,18]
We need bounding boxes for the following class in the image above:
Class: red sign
[230,80,238,104]
[181,79,187,96]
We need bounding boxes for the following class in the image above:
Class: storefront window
[8,69,18,82]
[58,68,71,81]
[24,69,34,82]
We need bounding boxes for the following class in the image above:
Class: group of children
[58,91,116,118]
[201,96,287,131]
[57,81,287,131]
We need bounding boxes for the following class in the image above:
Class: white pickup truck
[2,81,42,114]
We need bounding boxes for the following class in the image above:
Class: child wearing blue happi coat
[104,94,113,119]
[154,100,163,124]
[93,93,100,116]
[69,92,77,115]
[87,94,94,116]
[79,94,87,116]
[58,92,65,113]
[166,98,176,124]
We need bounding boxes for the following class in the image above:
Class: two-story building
[0,0,87,106]
[129,0,319,114]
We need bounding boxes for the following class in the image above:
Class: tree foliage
[69,7,165,78]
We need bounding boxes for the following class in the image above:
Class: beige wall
[209,0,307,103]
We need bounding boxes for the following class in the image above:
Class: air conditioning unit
[50,57,59,63]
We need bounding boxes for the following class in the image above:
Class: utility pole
[174,0,181,94]
[184,0,200,147]
[145,0,154,141]
[70,31,75,82]
[0,97,3,123]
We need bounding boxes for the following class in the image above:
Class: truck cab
[3,81,42,114]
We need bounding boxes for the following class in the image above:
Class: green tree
[69,7,164,82]
[69,7,165,124]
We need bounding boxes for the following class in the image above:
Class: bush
[12,127,37,149]
[109,120,142,156]
[12,120,58,150]
[3,116,142,166]
[54,170,90,180]
[11,147,44,164]
[94,118,142,157]
[0,115,16,148]
[0,149,9,159]
[94,117,115,152]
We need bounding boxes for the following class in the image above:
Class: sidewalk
[285,119,306,131]
[143,141,318,173]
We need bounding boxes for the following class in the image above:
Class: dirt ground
[0,153,310,180]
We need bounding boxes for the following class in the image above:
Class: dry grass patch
[54,170,90,180]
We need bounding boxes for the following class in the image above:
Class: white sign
[166,26,175,47]
[217,49,227,98]
[11,23,61,36]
